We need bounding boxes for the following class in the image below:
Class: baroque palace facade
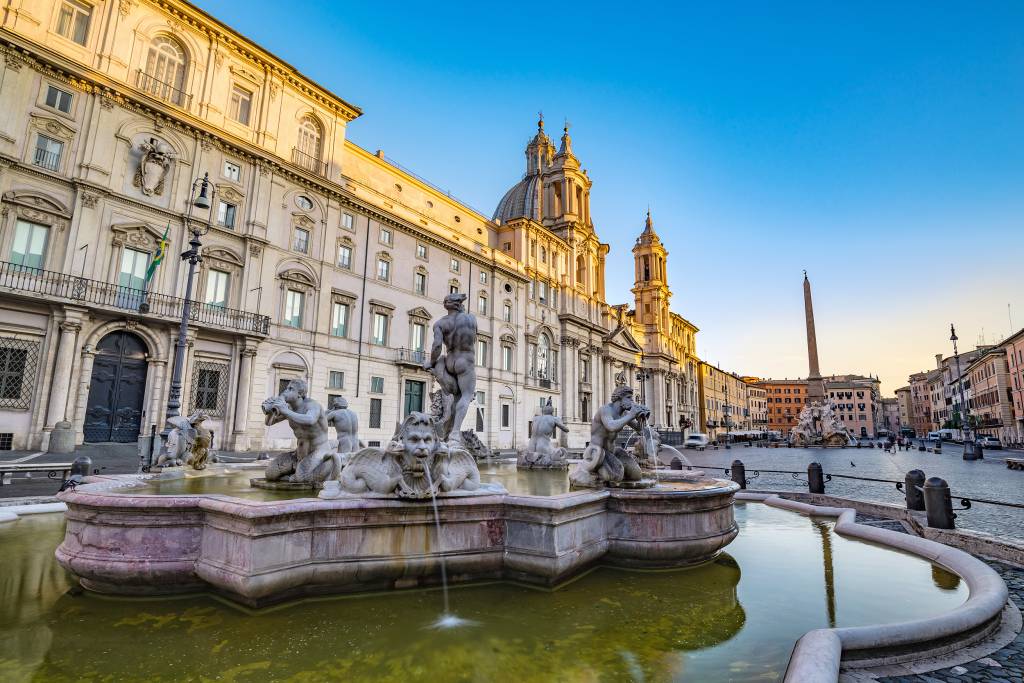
[0,0,700,452]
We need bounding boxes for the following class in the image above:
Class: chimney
[935,353,943,369]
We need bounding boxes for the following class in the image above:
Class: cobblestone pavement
[0,443,140,499]
[686,445,1024,538]
[876,561,1024,683]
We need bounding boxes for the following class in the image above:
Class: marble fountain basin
[54,468,739,607]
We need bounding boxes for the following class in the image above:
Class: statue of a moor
[423,292,477,445]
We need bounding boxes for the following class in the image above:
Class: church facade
[0,0,701,452]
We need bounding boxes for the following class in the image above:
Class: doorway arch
[83,331,148,442]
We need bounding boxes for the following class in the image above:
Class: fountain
[54,293,740,606]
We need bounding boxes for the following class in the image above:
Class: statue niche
[133,137,174,196]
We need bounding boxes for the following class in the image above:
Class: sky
[197,1,1024,395]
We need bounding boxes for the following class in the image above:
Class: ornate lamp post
[158,173,215,456]
[950,324,981,460]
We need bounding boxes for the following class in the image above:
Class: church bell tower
[632,210,672,348]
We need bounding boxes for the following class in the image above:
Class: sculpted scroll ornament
[133,138,174,196]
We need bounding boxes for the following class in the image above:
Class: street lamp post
[950,323,981,461]
[156,173,215,463]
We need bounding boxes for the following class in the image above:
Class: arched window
[142,36,187,106]
[297,115,322,161]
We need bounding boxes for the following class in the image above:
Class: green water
[122,463,570,499]
[0,502,966,682]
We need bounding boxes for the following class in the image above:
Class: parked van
[683,433,710,450]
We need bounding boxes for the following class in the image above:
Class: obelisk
[803,271,825,403]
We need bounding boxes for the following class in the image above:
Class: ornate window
[337,237,354,270]
[376,254,391,282]
[9,220,49,270]
[331,300,350,337]
[56,1,91,45]
[190,360,229,416]
[477,293,487,316]
[0,337,41,410]
[284,290,305,328]
[413,267,427,296]
[297,116,322,158]
[141,36,188,106]
[229,84,252,125]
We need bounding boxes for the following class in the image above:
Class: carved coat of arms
[133,137,174,196]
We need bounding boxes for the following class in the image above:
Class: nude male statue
[326,396,363,456]
[423,292,477,444]
[570,385,651,487]
[262,379,339,484]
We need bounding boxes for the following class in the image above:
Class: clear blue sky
[197,1,1024,394]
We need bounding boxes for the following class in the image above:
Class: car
[977,435,1002,450]
[683,433,710,450]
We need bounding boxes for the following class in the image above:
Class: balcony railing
[292,147,328,176]
[396,348,427,366]
[526,372,559,389]
[0,261,269,335]
[135,69,191,107]
[33,148,60,172]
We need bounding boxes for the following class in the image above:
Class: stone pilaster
[45,321,82,428]
[232,345,258,449]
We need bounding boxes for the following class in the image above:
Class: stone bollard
[904,469,926,511]
[48,421,76,454]
[918,444,925,452]
[963,440,983,461]
[670,457,683,470]
[933,440,942,454]
[808,462,825,494]
[730,460,746,490]
[70,455,92,480]
[923,477,955,529]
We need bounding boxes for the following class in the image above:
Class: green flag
[145,224,169,283]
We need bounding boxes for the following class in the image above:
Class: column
[146,360,167,430]
[71,347,96,442]
[45,322,82,427]
[232,346,258,449]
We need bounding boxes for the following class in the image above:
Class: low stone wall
[55,475,740,607]
[734,493,1010,683]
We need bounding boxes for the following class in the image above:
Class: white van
[683,433,710,450]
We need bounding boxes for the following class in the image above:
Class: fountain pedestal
[55,477,739,607]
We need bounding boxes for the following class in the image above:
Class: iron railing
[0,261,270,335]
[396,348,427,366]
[33,148,60,172]
[291,147,328,176]
[135,69,191,107]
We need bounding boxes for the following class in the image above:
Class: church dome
[493,174,543,222]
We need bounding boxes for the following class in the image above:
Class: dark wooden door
[83,331,148,442]
[403,380,424,418]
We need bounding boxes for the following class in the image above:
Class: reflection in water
[0,515,73,683]
[932,565,962,591]
[477,462,570,495]
[1,504,971,682]
[813,520,837,628]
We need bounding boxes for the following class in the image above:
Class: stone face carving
[133,137,174,196]
[518,400,569,469]
[331,412,483,499]
[570,385,654,489]
[326,396,363,457]
[262,379,341,485]
[157,412,210,469]
[791,400,852,447]
[423,292,477,445]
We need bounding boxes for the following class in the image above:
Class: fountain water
[423,453,475,629]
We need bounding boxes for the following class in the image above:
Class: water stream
[422,466,472,629]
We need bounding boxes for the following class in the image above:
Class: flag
[145,224,169,283]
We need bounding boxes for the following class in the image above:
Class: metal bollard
[731,459,746,490]
[70,455,92,479]
[808,462,825,494]
[670,457,683,470]
[934,440,942,453]
[923,477,955,529]
[904,469,926,511]
[918,444,925,452]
